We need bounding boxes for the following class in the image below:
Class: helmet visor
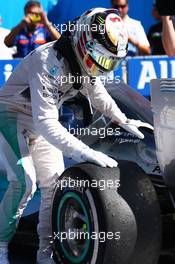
[90,53,123,71]
[86,40,123,71]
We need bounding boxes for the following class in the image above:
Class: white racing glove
[78,147,118,168]
[119,119,154,139]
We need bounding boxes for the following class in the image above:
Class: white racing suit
[0,41,127,262]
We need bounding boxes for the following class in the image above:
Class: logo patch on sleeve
[49,66,59,76]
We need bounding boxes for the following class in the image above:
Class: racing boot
[0,243,9,264]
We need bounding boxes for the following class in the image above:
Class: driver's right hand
[80,147,118,168]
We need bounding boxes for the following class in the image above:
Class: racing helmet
[72,8,128,76]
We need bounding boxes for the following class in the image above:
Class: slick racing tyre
[52,163,137,264]
[118,161,162,264]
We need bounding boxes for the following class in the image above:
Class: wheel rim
[57,192,91,263]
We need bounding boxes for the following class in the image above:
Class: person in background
[162,16,175,57]
[0,16,15,59]
[147,5,165,55]
[111,0,151,56]
[4,0,60,58]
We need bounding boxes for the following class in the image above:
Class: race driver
[0,8,153,264]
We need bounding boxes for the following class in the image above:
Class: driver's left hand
[119,119,154,139]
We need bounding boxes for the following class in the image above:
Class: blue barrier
[127,56,175,97]
[1,56,175,98]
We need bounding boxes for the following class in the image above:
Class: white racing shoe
[0,244,9,264]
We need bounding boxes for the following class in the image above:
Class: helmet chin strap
[53,35,83,90]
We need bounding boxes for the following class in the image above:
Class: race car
[0,80,175,264]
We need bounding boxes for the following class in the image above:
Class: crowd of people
[0,0,173,60]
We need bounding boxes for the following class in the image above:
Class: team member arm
[131,22,151,55]
[40,10,61,40]
[128,36,151,55]
[81,77,153,139]
[4,20,26,47]
[162,16,175,57]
